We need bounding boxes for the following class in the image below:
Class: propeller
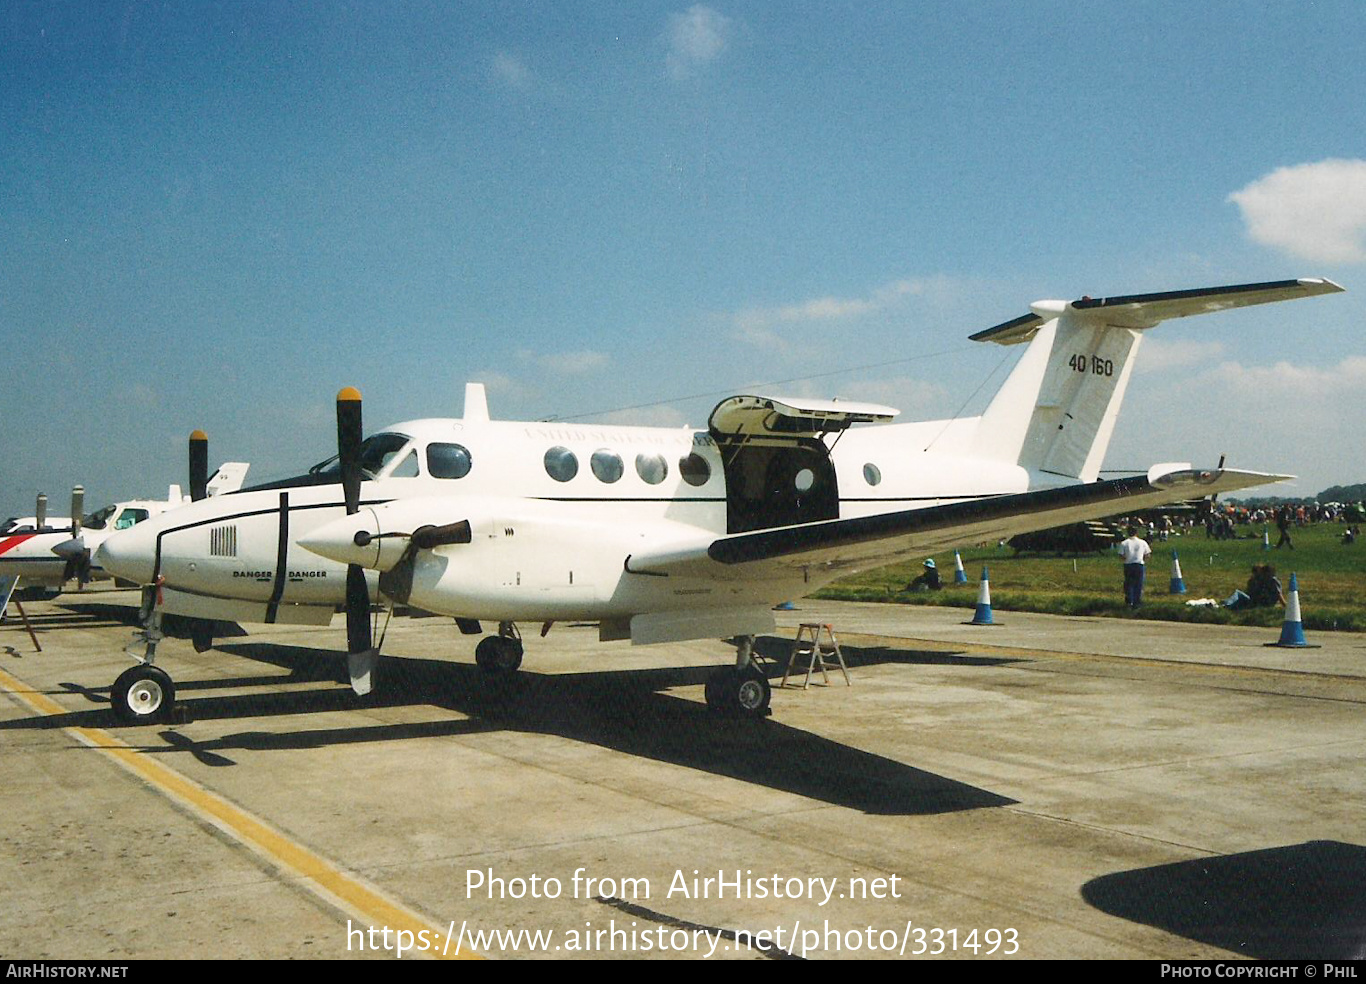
[337,387,377,694]
[54,486,90,586]
[188,430,215,652]
[35,493,47,530]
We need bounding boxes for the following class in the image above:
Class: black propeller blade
[35,493,47,530]
[336,387,373,656]
[188,430,215,651]
[189,430,209,501]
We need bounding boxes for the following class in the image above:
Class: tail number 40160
[1068,354,1114,377]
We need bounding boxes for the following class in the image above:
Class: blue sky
[4,1,1365,517]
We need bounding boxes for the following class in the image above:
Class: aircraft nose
[95,525,157,585]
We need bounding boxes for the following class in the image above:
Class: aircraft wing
[626,466,1286,580]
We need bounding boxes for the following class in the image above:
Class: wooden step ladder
[782,622,850,689]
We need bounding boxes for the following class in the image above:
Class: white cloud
[1133,338,1226,374]
[491,51,532,91]
[1205,354,1366,398]
[1110,354,1366,495]
[666,5,731,78]
[732,277,933,345]
[516,349,610,374]
[1228,159,1366,264]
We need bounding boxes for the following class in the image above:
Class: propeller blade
[345,563,373,653]
[189,430,209,501]
[335,387,374,669]
[35,494,47,530]
[336,387,363,516]
[70,486,84,539]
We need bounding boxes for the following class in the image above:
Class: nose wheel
[475,623,523,674]
[110,664,176,725]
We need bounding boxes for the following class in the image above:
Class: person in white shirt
[1118,526,1152,608]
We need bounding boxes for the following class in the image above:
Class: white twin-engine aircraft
[95,277,1343,724]
[0,459,249,607]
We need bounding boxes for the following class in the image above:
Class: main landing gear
[474,621,524,674]
[704,635,771,718]
[110,586,176,725]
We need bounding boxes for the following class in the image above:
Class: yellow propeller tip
[337,386,362,402]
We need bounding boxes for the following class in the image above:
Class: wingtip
[1298,277,1346,294]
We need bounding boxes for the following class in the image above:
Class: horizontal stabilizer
[971,278,1343,345]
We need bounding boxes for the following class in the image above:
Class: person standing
[1119,526,1152,609]
[1275,505,1295,549]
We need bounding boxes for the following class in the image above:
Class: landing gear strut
[111,584,176,725]
[704,635,771,718]
[475,621,523,674]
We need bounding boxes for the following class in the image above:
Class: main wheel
[110,665,176,725]
[704,666,771,718]
[475,636,523,673]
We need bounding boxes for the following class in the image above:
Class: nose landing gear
[474,621,524,674]
[110,584,176,725]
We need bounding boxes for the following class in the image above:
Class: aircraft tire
[704,666,771,718]
[475,636,523,674]
[110,665,176,725]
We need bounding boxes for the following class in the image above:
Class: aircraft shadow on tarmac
[4,634,1019,817]
[1082,840,1366,959]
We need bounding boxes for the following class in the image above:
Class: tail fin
[206,462,251,496]
[971,278,1342,481]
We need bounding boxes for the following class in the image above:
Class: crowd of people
[1201,501,1361,542]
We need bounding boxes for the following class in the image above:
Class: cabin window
[863,463,882,486]
[590,450,624,484]
[114,509,150,530]
[389,450,421,478]
[544,446,579,482]
[679,453,711,487]
[635,453,668,485]
[427,443,472,479]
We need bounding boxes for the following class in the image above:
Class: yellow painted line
[0,665,481,960]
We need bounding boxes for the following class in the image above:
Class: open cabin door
[708,395,899,534]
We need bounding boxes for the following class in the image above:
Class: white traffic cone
[1169,550,1186,594]
[953,550,968,585]
[1265,572,1319,648]
[966,566,999,625]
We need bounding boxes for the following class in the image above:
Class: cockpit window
[114,509,150,530]
[388,450,421,478]
[428,443,473,479]
[307,433,412,481]
[80,506,118,531]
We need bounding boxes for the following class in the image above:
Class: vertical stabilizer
[974,311,1141,481]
